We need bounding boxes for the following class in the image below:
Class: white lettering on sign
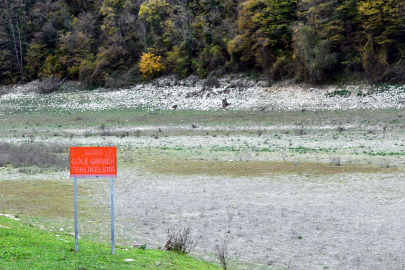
[71,158,115,165]
[73,166,116,174]
[90,158,115,165]
[84,149,103,155]
[71,158,89,165]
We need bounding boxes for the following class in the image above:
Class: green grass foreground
[0,216,219,270]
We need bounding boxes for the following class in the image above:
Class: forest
[1,0,405,87]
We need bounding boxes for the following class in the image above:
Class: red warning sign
[70,147,117,177]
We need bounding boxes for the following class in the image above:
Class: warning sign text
[70,147,117,177]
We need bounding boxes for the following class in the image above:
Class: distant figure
[222,98,230,109]
[172,104,177,109]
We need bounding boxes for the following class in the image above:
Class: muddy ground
[1,82,405,269]
[1,118,404,269]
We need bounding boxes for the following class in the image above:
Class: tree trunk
[3,0,25,81]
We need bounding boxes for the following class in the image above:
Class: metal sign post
[73,176,79,252]
[70,146,117,255]
[110,176,115,255]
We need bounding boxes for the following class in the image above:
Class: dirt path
[109,168,405,270]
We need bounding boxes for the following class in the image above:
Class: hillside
[1,76,405,113]
[1,0,405,87]
[0,214,220,269]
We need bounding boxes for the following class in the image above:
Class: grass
[0,180,73,218]
[145,159,395,177]
[0,215,220,270]
[0,178,128,243]
[1,107,404,138]
[326,89,351,97]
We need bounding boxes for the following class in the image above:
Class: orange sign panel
[70,147,117,177]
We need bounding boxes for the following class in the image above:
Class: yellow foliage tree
[138,52,165,78]
[138,0,168,23]
[39,55,64,78]
[25,43,48,79]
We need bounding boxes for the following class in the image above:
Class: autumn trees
[1,0,405,86]
[0,0,27,82]
[228,0,297,80]
[356,0,405,81]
